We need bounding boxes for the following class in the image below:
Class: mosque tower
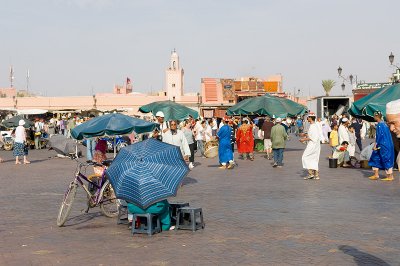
[165,49,184,101]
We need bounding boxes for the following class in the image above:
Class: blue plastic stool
[117,201,129,225]
[132,213,161,236]
[169,202,189,225]
[175,207,205,232]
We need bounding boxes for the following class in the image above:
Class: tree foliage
[322,80,336,96]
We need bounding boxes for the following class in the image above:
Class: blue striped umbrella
[106,138,189,208]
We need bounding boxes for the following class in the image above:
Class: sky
[1,0,399,97]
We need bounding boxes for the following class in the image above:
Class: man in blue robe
[217,118,234,169]
[369,111,394,181]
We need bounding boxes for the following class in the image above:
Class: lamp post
[93,94,97,109]
[197,92,202,114]
[337,66,357,95]
[293,88,300,103]
[388,52,400,83]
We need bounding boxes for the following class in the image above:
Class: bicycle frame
[71,160,109,206]
[57,157,118,226]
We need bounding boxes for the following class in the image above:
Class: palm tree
[322,80,336,96]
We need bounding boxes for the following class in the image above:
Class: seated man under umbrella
[106,138,190,233]
[127,200,171,231]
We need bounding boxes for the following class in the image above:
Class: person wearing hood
[236,118,254,160]
[13,119,30,165]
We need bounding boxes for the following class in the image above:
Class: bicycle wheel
[4,143,13,151]
[99,180,119,218]
[57,182,77,227]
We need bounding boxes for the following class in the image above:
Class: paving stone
[0,137,399,265]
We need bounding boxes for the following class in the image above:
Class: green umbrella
[349,83,400,122]
[1,115,33,128]
[226,94,306,117]
[139,100,199,121]
[71,113,158,140]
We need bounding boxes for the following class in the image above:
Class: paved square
[0,138,399,265]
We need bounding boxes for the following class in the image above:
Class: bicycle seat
[102,159,113,167]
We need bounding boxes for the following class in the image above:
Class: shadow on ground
[64,212,103,227]
[182,176,197,186]
[339,245,390,266]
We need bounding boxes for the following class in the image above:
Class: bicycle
[57,155,119,227]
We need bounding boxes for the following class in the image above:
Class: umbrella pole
[114,137,116,158]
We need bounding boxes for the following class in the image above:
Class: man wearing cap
[300,114,321,179]
[368,111,394,181]
[13,119,30,165]
[338,117,350,145]
[270,117,288,168]
[262,116,274,160]
[153,111,169,141]
[386,99,400,171]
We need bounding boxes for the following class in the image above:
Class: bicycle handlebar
[85,160,104,167]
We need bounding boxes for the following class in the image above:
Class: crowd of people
[1,99,399,182]
[0,114,96,164]
[147,99,400,181]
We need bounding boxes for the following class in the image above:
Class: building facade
[200,75,284,117]
[352,82,392,101]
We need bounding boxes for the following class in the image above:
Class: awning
[17,109,48,115]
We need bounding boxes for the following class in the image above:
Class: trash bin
[329,158,338,168]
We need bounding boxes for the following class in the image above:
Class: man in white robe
[316,118,325,143]
[338,117,350,144]
[300,114,321,180]
[321,118,331,143]
[386,99,400,171]
[162,120,190,160]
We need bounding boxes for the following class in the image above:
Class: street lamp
[389,52,395,65]
[93,94,97,109]
[293,88,300,102]
[337,66,358,95]
[388,52,400,83]
[197,92,202,113]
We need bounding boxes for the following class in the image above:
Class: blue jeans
[273,148,284,166]
[197,140,205,157]
[86,139,96,161]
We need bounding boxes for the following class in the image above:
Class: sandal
[368,175,379,180]
[15,162,21,165]
[24,161,31,164]
[381,175,394,181]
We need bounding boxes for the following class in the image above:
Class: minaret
[165,49,184,101]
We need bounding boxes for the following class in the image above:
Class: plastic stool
[132,213,161,236]
[169,202,189,225]
[117,204,129,225]
[175,207,205,232]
